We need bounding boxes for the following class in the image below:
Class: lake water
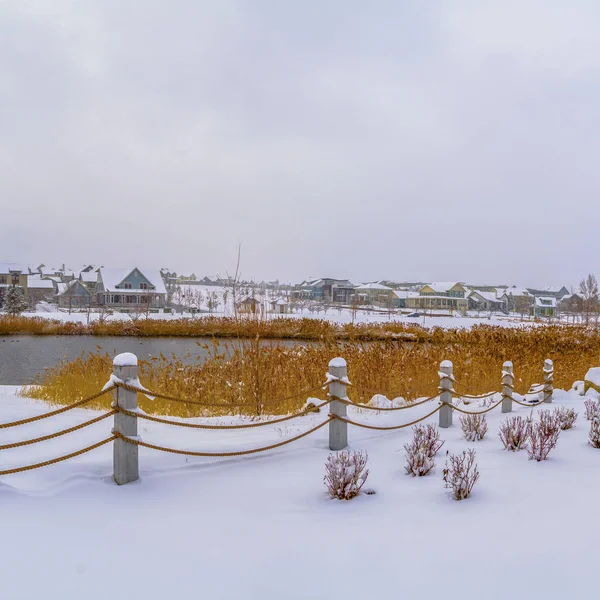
[0,336,305,385]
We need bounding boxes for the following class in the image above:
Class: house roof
[534,296,557,307]
[99,267,167,295]
[56,279,90,296]
[79,271,99,283]
[27,276,55,290]
[422,282,465,293]
[469,290,503,303]
[0,262,24,273]
[394,290,419,299]
[356,282,393,291]
[500,286,531,298]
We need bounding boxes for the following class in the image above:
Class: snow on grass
[0,387,598,599]
[21,306,540,331]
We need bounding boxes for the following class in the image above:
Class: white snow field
[23,306,537,330]
[1,386,598,599]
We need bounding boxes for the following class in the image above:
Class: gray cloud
[2,0,600,287]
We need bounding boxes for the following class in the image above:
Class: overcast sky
[2,1,600,287]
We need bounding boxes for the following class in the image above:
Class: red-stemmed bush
[324,450,369,500]
[527,409,560,461]
[404,424,445,477]
[553,406,577,430]
[584,399,600,421]
[499,415,531,451]
[460,413,489,441]
[443,449,480,500]
[589,412,600,449]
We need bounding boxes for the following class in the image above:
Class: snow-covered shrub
[498,415,531,451]
[443,449,480,501]
[460,413,488,441]
[589,413,600,448]
[527,410,560,461]
[324,450,369,500]
[404,424,445,477]
[584,399,600,421]
[553,406,577,430]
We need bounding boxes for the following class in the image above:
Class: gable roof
[99,267,167,295]
[469,290,503,303]
[56,279,90,296]
[421,282,465,293]
[27,276,55,290]
[79,271,99,283]
[0,262,24,273]
[356,282,393,291]
[534,296,557,308]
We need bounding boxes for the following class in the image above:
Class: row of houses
[0,261,583,319]
[290,279,576,317]
[0,263,167,311]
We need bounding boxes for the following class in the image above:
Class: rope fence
[0,353,557,484]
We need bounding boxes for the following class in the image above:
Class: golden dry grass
[0,314,426,340]
[21,324,600,417]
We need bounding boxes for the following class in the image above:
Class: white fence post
[439,360,453,428]
[544,359,554,403]
[112,353,139,485]
[328,357,348,451]
[502,360,514,413]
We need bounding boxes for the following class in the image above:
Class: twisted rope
[116,400,332,429]
[0,411,116,450]
[509,395,548,408]
[449,400,504,415]
[0,436,115,476]
[351,385,438,400]
[331,405,442,431]
[115,381,325,409]
[334,394,439,412]
[0,385,116,429]
[113,417,333,457]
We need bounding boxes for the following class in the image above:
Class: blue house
[97,267,167,310]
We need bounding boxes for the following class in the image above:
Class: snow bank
[0,387,598,599]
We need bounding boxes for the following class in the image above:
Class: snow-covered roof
[56,279,91,296]
[27,276,54,289]
[499,286,530,298]
[79,271,99,283]
[534,296,557,308]
[0,262,24,273]
[99,267,167,295]
[356,282,393,291]
[423,282,465,293]
[394,290,419,299]
[469,290,503,303]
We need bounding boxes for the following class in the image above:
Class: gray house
[97,267,167,310]
[56,279,91,309]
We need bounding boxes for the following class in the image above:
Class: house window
[11,273,19,285]
[114,295,121,303]
[124,283,132,289]
[0,276,6,284]
[140,283,148,290]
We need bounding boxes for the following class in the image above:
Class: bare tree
[515,295,533,321]
[579,274,599,325]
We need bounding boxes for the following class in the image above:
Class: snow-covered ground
[1,385,598,599]
[23,305,539,330]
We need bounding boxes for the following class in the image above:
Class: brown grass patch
[20,324,600,417]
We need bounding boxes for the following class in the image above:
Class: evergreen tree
[3,285,29,315]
